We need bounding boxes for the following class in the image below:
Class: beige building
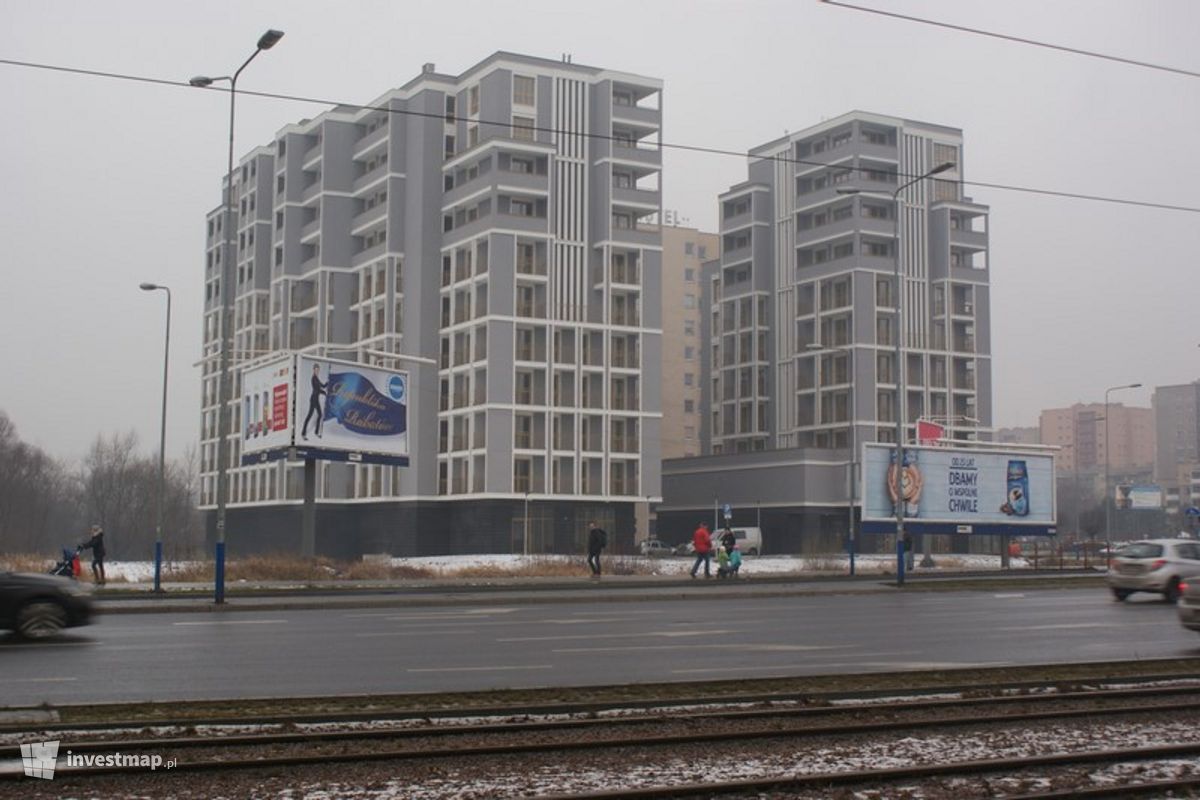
[1040,403,1154,475]
[660,225,717,459]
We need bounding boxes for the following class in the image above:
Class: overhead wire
[2,55,1198,214]
[819,0,1200,80]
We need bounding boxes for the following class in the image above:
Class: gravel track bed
[7,710,1200,799]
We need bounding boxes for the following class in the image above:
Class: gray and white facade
[661,112,993,552]
[199,52,663,556]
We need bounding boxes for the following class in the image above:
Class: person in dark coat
[79,524,107,586]
[586,520,607,577]
[719,526,736,555]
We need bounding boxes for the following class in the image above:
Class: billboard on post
[240,355,410,467]
[860,443,1056,535]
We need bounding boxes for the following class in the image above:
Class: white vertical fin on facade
[773,148,796,443]
[552,76,588,322]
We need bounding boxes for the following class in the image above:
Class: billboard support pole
[302,457,316,557]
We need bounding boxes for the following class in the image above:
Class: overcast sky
[2,0,1197,462]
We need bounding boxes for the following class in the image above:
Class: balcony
[611,144,661,168]
[611,222,660,247]
[353,124,388,159]
[721,208,753,232]
[612,185,659,209]
[611,103,660,128]
[352,241,386,268]
[351,201,388,233]
[301,177,322,203]
[950,227,988,251]
[352,162,388,194]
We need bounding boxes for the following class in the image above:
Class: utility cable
[2,56,1198,213]
[820,0,1200,80]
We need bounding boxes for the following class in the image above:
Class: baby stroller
[49,547,81,580]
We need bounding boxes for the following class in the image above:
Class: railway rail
[3,677,1200,798]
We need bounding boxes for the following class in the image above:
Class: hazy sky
[3,0,1197,462]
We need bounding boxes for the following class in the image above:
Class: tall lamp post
[807,342,857,575]
[838,160,955,584]
[1104,382,1142,567]
[140,283,171,593]
[190,29,284,605]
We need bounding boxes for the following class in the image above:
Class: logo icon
[387,375,406,402]
[20,740,59,779]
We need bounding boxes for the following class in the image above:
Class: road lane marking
[553,644,848,654]
[0,677,78,683]
[997,622,1115,631]
[171,619,288,626]
[993,593,1027,598]
[344,608,520,619]
[499,630,728,643]
[356,630,480,637]
[406,665,552,673]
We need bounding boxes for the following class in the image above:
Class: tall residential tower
[199,53,663,555]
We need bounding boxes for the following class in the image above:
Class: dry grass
[161,555,436,582]
[0,554,56,573]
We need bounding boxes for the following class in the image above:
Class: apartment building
[660,225,717,460]
[661,111,993,552]
[1039,403,1154,475]
[199,52,664,556]
[1153,381,1200,508]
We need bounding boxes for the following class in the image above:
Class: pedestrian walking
[586,520,607,577]
[79,523,107,586]
[690,522,713,579]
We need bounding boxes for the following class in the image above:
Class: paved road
[1,588,1197,706]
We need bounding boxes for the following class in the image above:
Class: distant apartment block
[1039,403,1153,475]
[1153,381,1200,506]
[660,225,717,460]
[198,52,664,555]
[996,426,1040,446]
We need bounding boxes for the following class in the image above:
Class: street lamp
[807,342,857,575]
[190,28,284,604]
[524,492,530,556]
[1104,382,1142,568]
[838,160,955,584]
[140,282,171,593]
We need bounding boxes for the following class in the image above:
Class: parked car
[1179,577,1200,633]
[0,572,94,639]
[1107,538,1200,603]
[638,539,673,557]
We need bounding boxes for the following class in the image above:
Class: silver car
[1107,538,1200,603]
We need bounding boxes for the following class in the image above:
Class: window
[684,268,695,281]
[511,198,535,217]
[469,85,479,115]
[445,95,456,123]
[685,242,694,255]
[513,75,536,106]
[684,399,695,413]
[683,294,696,309]
[684,346,695,360]
[512,115,535,142]
[684,373,694,386]
[683,319,695,336]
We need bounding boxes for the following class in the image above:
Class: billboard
[861,444,1056,535]
[240,355,410,466]
[241,356,295,458]
[1117,485,1163,510]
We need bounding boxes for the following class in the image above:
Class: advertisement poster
[861,444,1055,529]
[295,355,409,461]
[240,356,294,457]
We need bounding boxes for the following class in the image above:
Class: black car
[0,572,94,638]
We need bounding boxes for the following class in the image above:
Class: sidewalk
[90,569,1104,615]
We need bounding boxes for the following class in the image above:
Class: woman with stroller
[79,524,106,586]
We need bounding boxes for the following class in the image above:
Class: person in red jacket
[690,522,713,579]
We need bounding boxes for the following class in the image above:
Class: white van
[724,527,763,556]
